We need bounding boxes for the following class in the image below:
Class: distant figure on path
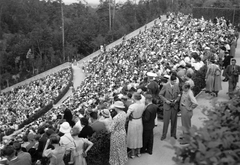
[230,36,237,58]
[225,59,240,99]
[205,59,222,97]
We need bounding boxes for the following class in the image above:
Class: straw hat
[101,109,110,118]
[59,122,71,134]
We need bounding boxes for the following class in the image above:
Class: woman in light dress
[70,127,93,165]
[126,92,145,158]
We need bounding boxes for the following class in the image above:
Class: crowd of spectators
[0,12,238,165]
[63,13,237,114]
[0,68,72,137]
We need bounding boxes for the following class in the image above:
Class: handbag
[63,150,73,165]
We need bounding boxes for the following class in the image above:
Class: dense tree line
[0,0,239,89]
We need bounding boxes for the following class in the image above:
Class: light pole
[60,0,65,62]
[112,0,116,31]
[109,0,112,32]
[233,5,236,26]
[134,0,137,29]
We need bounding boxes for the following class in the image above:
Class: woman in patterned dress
[108,101,128,165]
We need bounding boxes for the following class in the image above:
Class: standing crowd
[1,12,240,165]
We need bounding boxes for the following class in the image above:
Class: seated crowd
[0,13,238,165]
[0,68,72,136]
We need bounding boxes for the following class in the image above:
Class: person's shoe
[147,151,152,155]
[222,78,228,82]
[130,155,135,159]
[137,154,141,157]
[211,93,216,97]
[161,136,166,141]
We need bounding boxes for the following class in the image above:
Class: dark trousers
[142,129,154,153]
[229,80,237,98]
[162,108,178,138]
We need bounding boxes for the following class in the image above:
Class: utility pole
[60,0,65,62]
[109,0,112,32]
[233,5,236,26]
[112,0,116,31]
[134,0,137,29]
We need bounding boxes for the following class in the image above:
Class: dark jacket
[63,109,75,127]
[223,55,233,68]
[142,104,158,130]
[147,80,160,97]
[225,65,240,83]
[37,133,48,159]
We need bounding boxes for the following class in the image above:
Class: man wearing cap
[159,75,181,140]
[225,59,240,99]
[147,72,160,98]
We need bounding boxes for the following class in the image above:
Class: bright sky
[63,0,139,5]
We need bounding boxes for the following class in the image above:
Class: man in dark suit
[159,75,181,140]
[225,59,240,99]
[222,52,233,81]
[141,94,158,155]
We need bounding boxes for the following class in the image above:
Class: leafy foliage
[172,91,240,165]
[87,130,110,165]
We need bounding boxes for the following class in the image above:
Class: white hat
[118,94,124,99]
[59,122,71,134]
[147,72,157,77]
[164,75,170,79]
[111,101,125,109]
[137,89,142,94]
[101,109,110,118]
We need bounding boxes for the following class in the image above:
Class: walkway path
[55,64,85,106]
